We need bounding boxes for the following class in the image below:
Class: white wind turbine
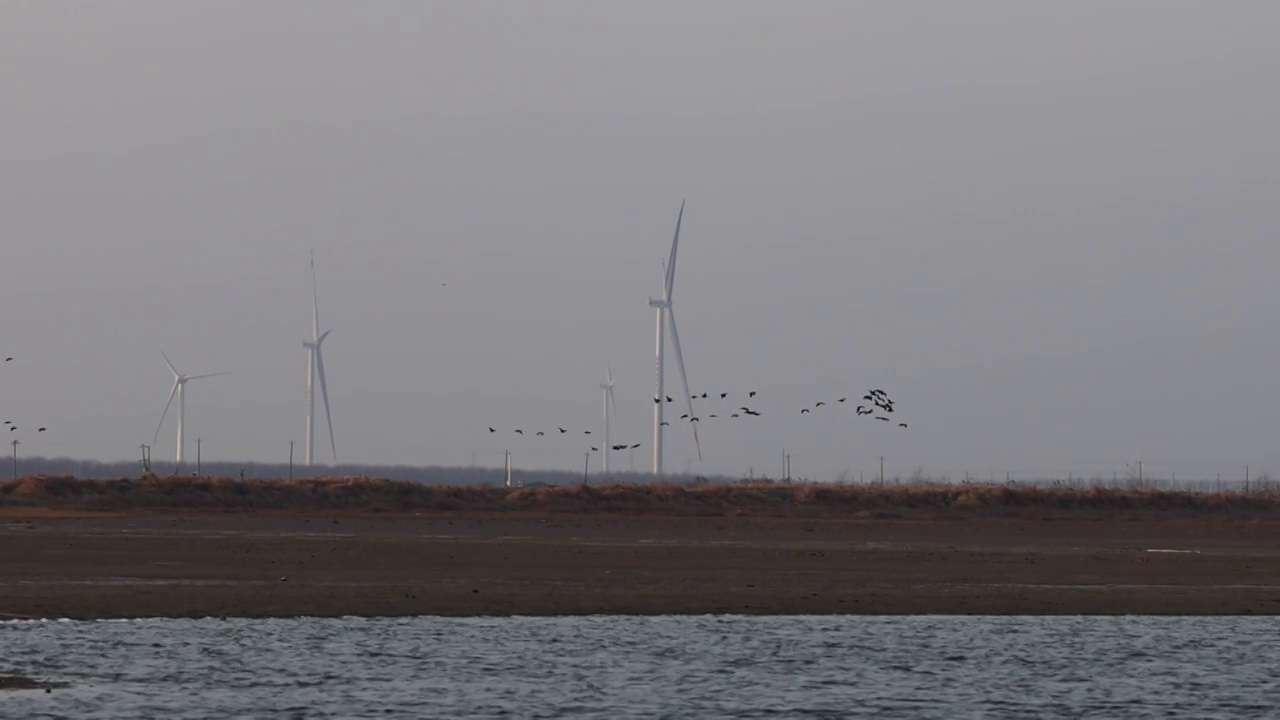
[649,200,701,475]
[153,351,228,465]
[304,251,337,466]
[600,364,618,475]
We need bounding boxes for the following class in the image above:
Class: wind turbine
[304,251,337,466]
[600,364,618,475]
[649,200,701,475]
[152,352,227,465]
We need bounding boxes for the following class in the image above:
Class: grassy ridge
[1,474,1278,518]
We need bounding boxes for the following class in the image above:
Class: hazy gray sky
[1,1,1277,481]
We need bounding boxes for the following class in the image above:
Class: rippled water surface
[3,616,1278,718]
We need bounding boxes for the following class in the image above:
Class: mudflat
[2,510,1279,618]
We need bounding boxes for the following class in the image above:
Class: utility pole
[10,439,18,480]
[879,456,885,484]
[289,441,295,481]
[583,452,591,486]
[196,438,202,477]
[784,453,792,482]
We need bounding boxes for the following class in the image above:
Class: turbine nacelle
[648,297,668,309]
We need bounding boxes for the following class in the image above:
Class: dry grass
[1,474,1278,518]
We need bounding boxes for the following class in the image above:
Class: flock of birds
[483,387,907,455]
[2,357,52,438]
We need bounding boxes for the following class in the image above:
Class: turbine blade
[185,372,229,381]
[153,378,179,444]
[160,350,178,377]
[311,250,321,341]
[665,200,685,300]
[315,347,337,463]
[666,307,702,461]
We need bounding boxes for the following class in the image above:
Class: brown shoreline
[3,509,1280,618]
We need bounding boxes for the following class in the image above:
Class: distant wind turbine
[304,251,337,465]
[600,364,618,475]
[648,200,701,475]
[153,351,227,465]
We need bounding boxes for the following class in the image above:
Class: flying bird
[666,396,673,402]
[660,421,670,426]
[898,423,908,428]
[37,427,46,432]
[654,397,661,404]
[731,414,739,418]
[3,357,11,362]
[800,408,810,414]
[749,391,757,397]
[536,431,545,436]
[488,427,496,433]
[514,429,523,434]
[680,414,689,419]
[559,427,567,433]
[876,416,890,422]
[720,393,728,399]
[838,397,847,403]
[815,402,826,407]
[630,443,641,449]
[584,431,592,434]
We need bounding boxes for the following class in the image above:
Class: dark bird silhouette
[800,408,810,414]
[590,446,598,452]
[660,421,670,426]
[488,427,496,433]
[536,431,545,436]
[8,427,15,432]
[680,414,689,419]
[559,427,567,433]
[584,431,592,434]
[666,396,673,403]
[612,444,626,451]
[37,428,45,432]
[699,393,708,399]
[3,358,11,362]
[654,397,661,404]
[740,407,751,412]
[863,395,874,401]
[749,391,757,397]
[898,423,908,428]
[720,393,728,399]
[731,414,739,418]
[690,417,700,422]
[630,443,641,449]
[876,416,890,422]
[856,406,869,415]
[815,402,826,407]
[708,414,718,418]
[838,397,847,403]
[514,429,523,434]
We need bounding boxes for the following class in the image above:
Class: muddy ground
[2,510,1279,618]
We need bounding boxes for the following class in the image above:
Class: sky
[1,1,1278,481]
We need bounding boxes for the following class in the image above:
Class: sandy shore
[2,511,1279,618]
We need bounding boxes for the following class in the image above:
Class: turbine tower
[600,364,618,475]
[649,200,701,475]
[304,251,337,466]
[153,351,227,465]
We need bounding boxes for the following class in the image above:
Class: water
[2,615,1277,718]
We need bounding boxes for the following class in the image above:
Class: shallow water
[2,615,1277,718]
